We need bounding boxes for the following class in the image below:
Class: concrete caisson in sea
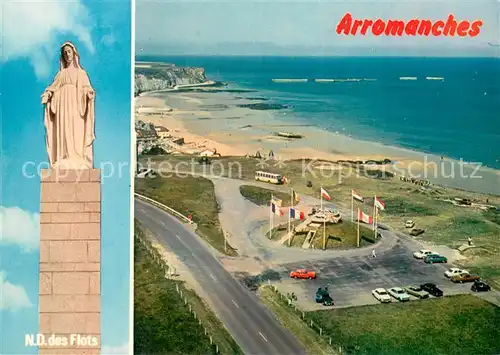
[272,78,308,83]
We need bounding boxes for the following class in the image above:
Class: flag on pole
[351,190,363,202]
[271,202,283,216]
[272,197,283,207]
[292,189,300,203]
[358,209,373,224]
[290,208,305,220]
[320,187,331,200]
[374,196,386,210]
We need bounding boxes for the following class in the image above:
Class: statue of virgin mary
[41,41,96,169]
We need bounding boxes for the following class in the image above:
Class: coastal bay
[134,58,500,283]
[136,88,499,196]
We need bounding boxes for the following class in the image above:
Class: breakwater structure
[272,78,308,83]
[315,78,377,82]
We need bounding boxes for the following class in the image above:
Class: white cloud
[0,0,94,79]
[0,206,40,252]
[101,33,116,47]
[0,271,33,311]
[102,342,130,355]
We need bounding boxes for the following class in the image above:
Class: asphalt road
[135,198,306,355]
[280,238,473,308]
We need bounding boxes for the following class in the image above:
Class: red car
[290,269,316,279]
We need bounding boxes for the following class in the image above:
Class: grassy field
[239,185,299,207]
[142,155,500,283]
[135,175,237,256]
[258,286,338,355]
[134,221,242,355]
[306,294,500,355]
[271,220,375,249]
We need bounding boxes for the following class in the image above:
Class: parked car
[321,295,334,306]
[290,269,316,279]
[372,288,392,303]
[471,280,491,292]
[404,285,429,299]
[451,273,480,283]
[420,283,443,297]
[405,220,415,228]
[410,228,425,236]
[413,249,439,259]
[315,287,329,303]
[444,268,469,278]
[388,287,410,302]
[424,254,448,264]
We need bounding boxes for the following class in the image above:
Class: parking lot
[275,242,474,310]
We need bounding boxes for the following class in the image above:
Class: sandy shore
[135,90,500,196]
[135,95,249,156]
[135,93,406,162]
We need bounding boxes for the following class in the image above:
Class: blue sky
[136,0,500,56]
[0,1,131,354]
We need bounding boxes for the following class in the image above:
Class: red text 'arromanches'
[337,13,483,37]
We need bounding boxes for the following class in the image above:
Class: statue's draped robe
[44,67,95,168]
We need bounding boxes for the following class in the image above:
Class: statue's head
[62,45,74,65]
[59,42,81,69]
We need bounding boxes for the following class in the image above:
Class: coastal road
[135,198,307,355]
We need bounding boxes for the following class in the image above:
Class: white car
[413,249,439,259]
[372,288,391,303]
[405,220,415,228]
[444,268,469,278]
[388,287,410,302]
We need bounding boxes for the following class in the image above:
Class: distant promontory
[135,62,209,96]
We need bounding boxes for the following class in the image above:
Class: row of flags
[270,188,387,223]
[270,191,305,219]
[351,189,385,210]
[269,186,387,247]
[351,189,386,226]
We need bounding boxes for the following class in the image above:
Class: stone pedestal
[39,169,101,354]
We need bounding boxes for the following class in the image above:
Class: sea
[137,55,500,172]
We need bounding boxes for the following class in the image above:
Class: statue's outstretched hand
[41,91,52,104]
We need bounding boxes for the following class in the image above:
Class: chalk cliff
[135,64,207,95]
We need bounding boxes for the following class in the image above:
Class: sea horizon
[137,54,500,59]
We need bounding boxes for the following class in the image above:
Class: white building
[200,149,215,157]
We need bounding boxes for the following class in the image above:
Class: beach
[135,89,500,196]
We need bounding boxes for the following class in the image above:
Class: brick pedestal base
[39,169,101,354]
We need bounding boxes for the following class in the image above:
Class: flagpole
[373,195,378,239]
[374,205,378,239]
[288,188,292,246]
[320,186,323,211]
[357,207,360,247]
[270,194,273,239]
[320,187,326,249]
[351,191,354,222]
[323,216,326,250]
